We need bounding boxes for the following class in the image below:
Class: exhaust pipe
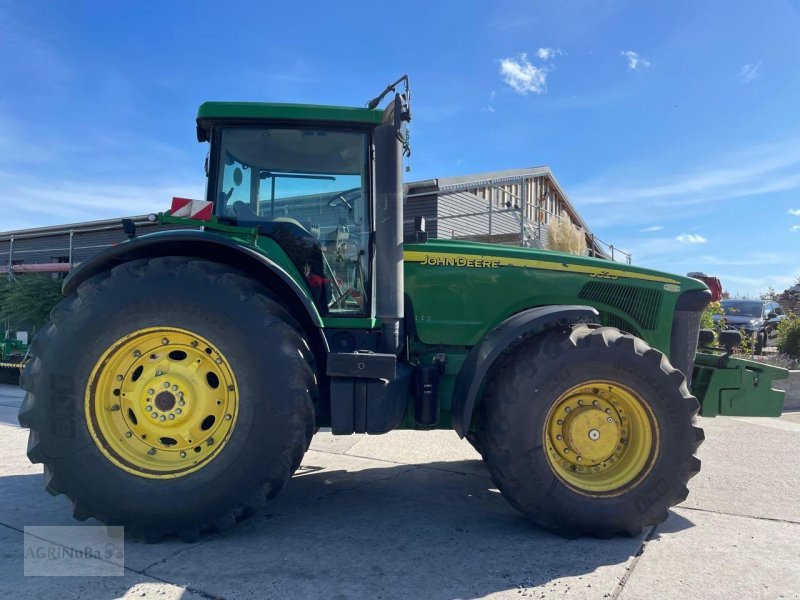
[374,95,406,355]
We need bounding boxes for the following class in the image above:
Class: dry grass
[547,218,587,255]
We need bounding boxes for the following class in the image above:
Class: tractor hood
[404,238,706,294]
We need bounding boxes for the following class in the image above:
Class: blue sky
[1,0,798,297]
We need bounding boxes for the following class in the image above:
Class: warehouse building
[404,167,622,259]
[0,167,625,276]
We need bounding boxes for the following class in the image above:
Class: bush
[547,218,587,255]
[777,312,800,359]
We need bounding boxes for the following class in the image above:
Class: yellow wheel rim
[543,381,658,496]
[85,327,239,479]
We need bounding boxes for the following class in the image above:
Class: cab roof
[196,101,385,141]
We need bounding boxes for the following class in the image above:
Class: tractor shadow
[171,458,694,599]
[0,459,695,599]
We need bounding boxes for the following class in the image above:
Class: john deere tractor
[18,77,787,541]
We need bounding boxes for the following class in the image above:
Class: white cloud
[572,136,800,229]
[640,225,664,232]
[791,225,800,232]
[499,54,547,95]
[536,47,561,61]
[676,233,707,244]
[484,90,496,113]
[789,208,800,216]
[737,62,761,84]
[620,50,650,71]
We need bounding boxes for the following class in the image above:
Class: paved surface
[1,382,799,600]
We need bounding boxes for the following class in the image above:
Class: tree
[760,287,777,301]
[0,275,63,329]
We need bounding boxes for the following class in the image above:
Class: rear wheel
[18,257,316,541]
[475,325,703,537]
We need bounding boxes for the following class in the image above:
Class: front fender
[452,305,599,438]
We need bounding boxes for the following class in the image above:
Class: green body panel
[0,336,27,366]
[197,102,385,127]
[692,352,788,417]
[403,238,704,352]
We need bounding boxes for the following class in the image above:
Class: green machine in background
[1,331,28,382]
[18,76,787,543]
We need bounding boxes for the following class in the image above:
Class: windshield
[720,301,764,318]
[215,127,371,316]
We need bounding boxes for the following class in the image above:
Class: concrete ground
[1,382,799,600]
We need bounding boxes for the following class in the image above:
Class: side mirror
[767,312,777,320]
[719,330,742,350]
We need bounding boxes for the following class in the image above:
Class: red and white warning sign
[170,197,213,221]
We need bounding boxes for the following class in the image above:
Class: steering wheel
[326,187,362,216]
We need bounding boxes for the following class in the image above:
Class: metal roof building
[405,167,625,261]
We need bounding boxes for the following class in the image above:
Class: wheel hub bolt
[228,385,234,392]
[565,407,571,413]
[589,429,600,441]
[215,358,222,364]
[593,400,599,406]
[147,448,156,455]
[162,338,169,345]
[176,408,182,415]
[607,417,613,423]
[116,375,123,381]
[172,385,178,391]
[159,415,166,422]
[178,399,185,406]
[168,414,175,420]
[110,404,120,411]
[163,382,170,388]
[180,451,187,458]
[155,370,163,377]
[225,414,232,421]
[133,350,141,358]
[576,456,583,462]
[605,408,611,414]
[125,431,132,438]
[145,405,152,412]
[556,434,562,440]
[151,412,158,419]
[148,389,155,395]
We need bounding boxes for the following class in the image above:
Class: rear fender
[63,229,328,355]
[452,305,599,438]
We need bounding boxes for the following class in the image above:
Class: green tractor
[18,77,787,541]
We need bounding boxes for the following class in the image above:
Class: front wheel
[475,325,703,537]
[19,257,316,541]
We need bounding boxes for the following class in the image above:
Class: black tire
[0,366,21,385]
[474,324,703,538]
[465,432,485,460]
[18,257,316,542]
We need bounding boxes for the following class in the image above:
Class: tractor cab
[195,86,410,321]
